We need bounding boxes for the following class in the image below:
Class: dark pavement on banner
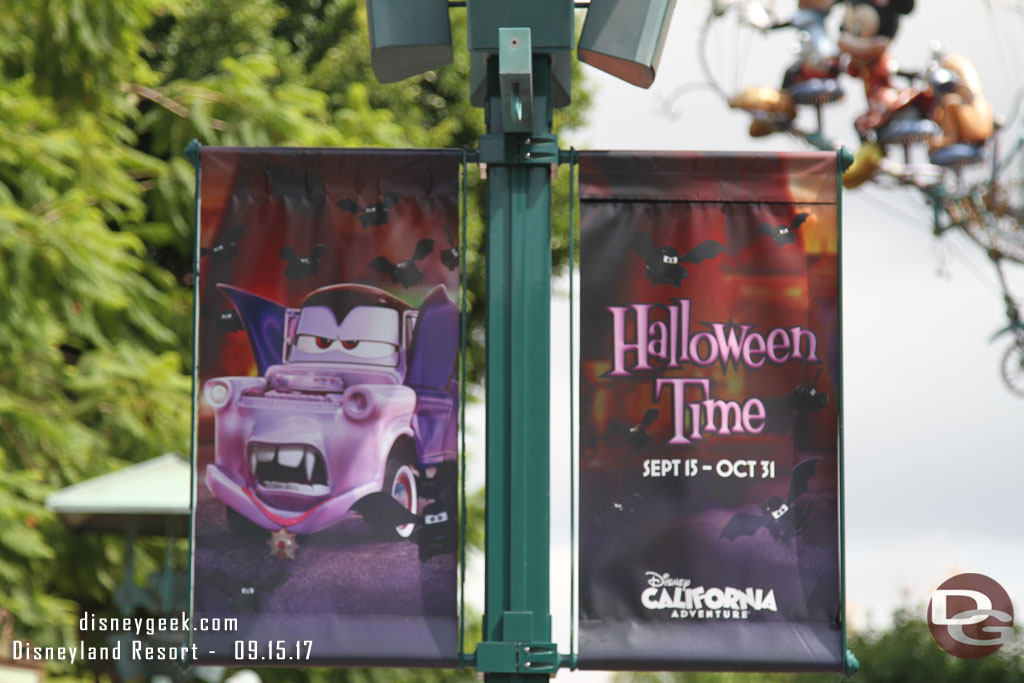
[191,448,456,619]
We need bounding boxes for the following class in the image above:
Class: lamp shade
[367,0,453,83]
[578,0,676,89]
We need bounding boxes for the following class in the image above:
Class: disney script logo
[646,572,691,589]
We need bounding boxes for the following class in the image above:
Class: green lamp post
[366,1,675,678]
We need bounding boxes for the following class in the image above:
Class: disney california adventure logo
[928,573,1015,659]
[640,571,778,620]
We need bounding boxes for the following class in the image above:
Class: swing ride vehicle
[203,283,459,541]
[711,0,845,147]
[851,48,996,179]
[696,0,1024,397]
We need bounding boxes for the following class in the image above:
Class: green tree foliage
[614,607,1024,683]
[135,0,590,383]
[0,0,191,657]
[846,607,1024,683]
[0,0,590,680]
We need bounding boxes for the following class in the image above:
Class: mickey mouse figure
[728,0,843,140]
[838,0,918,186]
[839,0,913,65]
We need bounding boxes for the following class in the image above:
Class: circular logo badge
[927,573,1014,659]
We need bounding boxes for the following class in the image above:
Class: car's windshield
[288,305,400,366]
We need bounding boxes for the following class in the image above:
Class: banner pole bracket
[184,138,201,168]
[844,648,860,677]
[518,642,560,674]
[478,133,559,166]
[474,641,561,674]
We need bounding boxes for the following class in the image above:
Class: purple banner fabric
[191,147,460,666]
[578,151,844,672]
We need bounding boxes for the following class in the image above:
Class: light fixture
[366,0,453,83]
[578,0,676,89]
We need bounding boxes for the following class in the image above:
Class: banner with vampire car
[578,151,844,672]
[191,147,460,666]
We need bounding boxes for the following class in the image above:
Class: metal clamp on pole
[518,135,559,163]
[518,643,560,674]
[499,28,534,133]
[474,641,560,675]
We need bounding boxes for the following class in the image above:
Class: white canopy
[45,453,191,536]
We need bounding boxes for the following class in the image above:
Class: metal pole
[478,49,558,682]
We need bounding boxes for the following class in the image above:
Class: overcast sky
[464,1,1024,679]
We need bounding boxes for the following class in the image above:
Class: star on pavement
[267,528,299,560]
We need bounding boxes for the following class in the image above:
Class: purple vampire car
[203,282,458,538]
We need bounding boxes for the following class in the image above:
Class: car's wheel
[376,448,418,540]
[225,506,265,538]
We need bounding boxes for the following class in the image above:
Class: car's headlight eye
[206,381,231,408]
[343,388,375,420]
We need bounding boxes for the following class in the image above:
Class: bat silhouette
[791,368,829,414]
[370,238,435,288]
[759,369,832,436]
[595,493,645,528]
[622,409,659,448]
[629,231,727,286]
[279,244,326,280]
[440,225,459,271]
[337,193,400,228]
[351,491,419,529]
[720,457,819,543]
[758,369,832,434]
[264,165,326,216]
[418,500,457,561]
[757,213,811,246]
[201,225,244,262]
[200,305,242,334]
[205,568,288,612]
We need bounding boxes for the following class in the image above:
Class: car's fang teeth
[277,446,304,468]
[252,445,327,492]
